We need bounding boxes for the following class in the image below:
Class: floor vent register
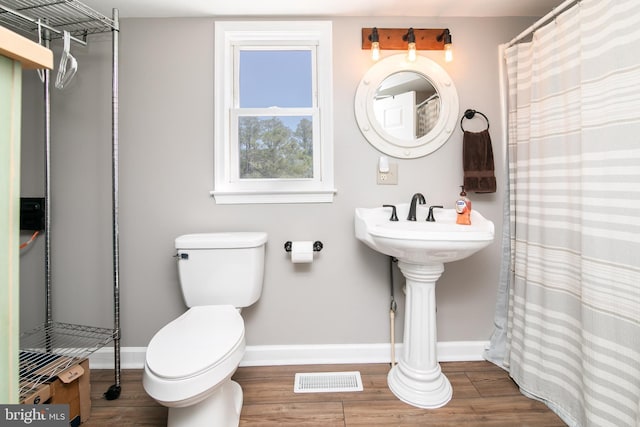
[294,371,363,393]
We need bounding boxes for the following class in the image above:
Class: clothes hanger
[55,30,78,89]
[36,20,45,83]
[460,109,489,132]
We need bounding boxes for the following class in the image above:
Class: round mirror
[354,54,459,158]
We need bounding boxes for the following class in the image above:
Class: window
[213,21,335,204]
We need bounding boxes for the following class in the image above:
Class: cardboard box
[21,358,91,426]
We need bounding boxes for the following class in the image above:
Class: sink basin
[354,202,495,409]
[355,203,495,264]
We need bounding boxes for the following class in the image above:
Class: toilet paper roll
[291,241,314,263]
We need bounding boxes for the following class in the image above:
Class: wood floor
[84,362,566,426]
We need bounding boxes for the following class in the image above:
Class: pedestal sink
[355,203,494,408]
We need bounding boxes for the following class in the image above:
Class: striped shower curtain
[493,0,640,426]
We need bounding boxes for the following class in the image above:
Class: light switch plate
[377,162,398,185]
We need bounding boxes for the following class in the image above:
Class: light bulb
[407,42,417,62]
[371,41,380,61]
[444,43,453,62]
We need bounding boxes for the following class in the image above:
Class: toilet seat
[146,305,244,380]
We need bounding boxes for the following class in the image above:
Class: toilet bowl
[143,232,267,427]
[144,305,245,426]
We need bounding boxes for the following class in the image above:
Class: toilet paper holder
[284,241,323,252]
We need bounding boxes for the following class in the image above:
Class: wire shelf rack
[2,0,122,401]
[19,322,115,401]
[0,0,116,43]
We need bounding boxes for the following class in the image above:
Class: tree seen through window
[238,116,313,179]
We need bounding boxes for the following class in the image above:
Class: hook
[460,109,489,132]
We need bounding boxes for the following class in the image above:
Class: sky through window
[239,50,313,108]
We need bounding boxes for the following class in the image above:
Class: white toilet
[143,232,268,427]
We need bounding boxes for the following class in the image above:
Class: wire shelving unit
[0,0,123,401]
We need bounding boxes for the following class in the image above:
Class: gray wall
[19,16,534,348]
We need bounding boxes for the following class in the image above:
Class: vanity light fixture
[369,27,380,61]
[437,29,453,62]
[361,28,452,62]
[403,28,417,62]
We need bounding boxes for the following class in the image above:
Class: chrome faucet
[407,193,426,221]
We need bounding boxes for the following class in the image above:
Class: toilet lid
[146,305,244,379]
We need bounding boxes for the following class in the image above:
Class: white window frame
[212,21,335,204]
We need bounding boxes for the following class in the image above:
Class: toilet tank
[174,232,267,308]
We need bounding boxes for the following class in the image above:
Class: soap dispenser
[455,185,472,225]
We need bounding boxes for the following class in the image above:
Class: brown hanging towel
[463,129,496,193]
[460,109,496,193]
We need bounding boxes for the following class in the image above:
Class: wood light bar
[361,28,447,51]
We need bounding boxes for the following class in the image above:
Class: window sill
[210,189,337,204]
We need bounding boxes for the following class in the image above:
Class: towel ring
[460,109,489,132]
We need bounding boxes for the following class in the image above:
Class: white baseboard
[88,341,489,370]
[89,346,148,370]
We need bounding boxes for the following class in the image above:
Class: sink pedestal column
[388,261,452,408]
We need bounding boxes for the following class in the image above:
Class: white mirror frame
[354,54,459,158]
